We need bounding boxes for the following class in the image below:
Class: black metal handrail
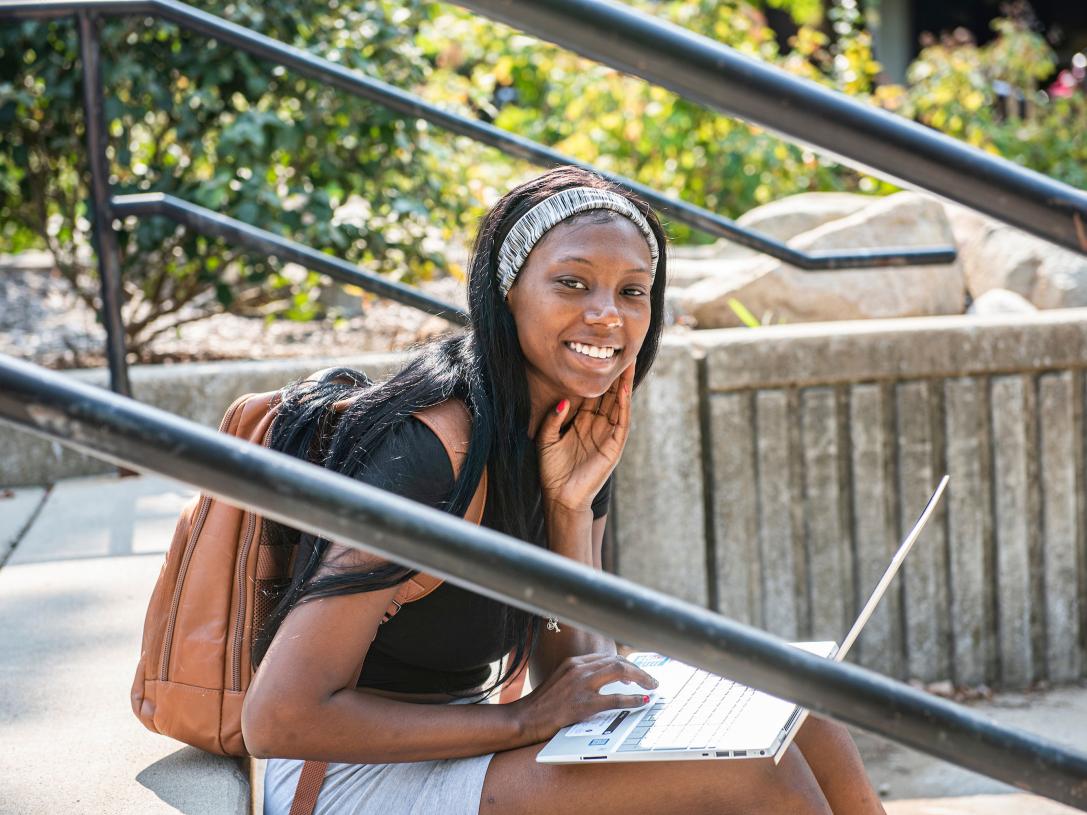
[110,194,468,325]
[1,0,956,272]
[455,0,1087,257]
[2,350,1087,811]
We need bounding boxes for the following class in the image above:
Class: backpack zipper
[159,399,243,682]
[230,421,276,691]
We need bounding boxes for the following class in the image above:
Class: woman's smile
[563,341,621,363]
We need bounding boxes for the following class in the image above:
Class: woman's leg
[478,743,833,815]
[792,715,887,815]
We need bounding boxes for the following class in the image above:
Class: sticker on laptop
[567,710,626,737]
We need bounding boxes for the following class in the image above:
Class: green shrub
[0,0,448,355]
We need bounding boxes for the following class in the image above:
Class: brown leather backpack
[130,380,487,757]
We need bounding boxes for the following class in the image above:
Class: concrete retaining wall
[0,354,403,486]
[6,310,1086,689]
[614,309,1087,690]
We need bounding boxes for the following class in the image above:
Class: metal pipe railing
[77,11,130,396]
[2,351,1086,810]
[454,0,1087,257]
[110,194,467,325]
[0,0,957,270]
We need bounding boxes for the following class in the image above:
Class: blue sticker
[589,738,610,746]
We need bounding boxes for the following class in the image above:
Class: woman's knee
[754,745,835,815]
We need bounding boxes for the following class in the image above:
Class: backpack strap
[382,399,487,620]
[289,762,327,815]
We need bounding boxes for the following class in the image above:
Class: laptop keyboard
[617,668,758,751]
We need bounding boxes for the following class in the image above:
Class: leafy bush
[901,17,1087,189]
[416,1,1084,242]
[0,0,448,355]
[415,0,879,244]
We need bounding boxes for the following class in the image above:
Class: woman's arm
[529,512,616,684]
[242,547,652,763]
[243,567,519,762]
[530,364,639,684]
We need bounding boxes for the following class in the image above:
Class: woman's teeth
[566,342,617,359]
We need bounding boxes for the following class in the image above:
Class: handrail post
[77,10,130,397]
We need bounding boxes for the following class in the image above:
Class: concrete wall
[6,311,1086,690]
[0,354,404,486]
[613,310,1087,690]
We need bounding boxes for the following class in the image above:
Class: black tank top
[352,418,612,694]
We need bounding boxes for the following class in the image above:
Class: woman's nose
[585,299,623,328]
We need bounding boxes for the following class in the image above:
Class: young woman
[242,166,887,815]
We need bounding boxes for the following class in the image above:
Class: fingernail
[642,695,650,703]
[555,399,569,415]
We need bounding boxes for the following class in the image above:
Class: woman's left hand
[536,363,635,515]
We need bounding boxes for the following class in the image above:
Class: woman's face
[505,214,654,406]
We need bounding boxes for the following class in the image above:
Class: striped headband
[496,186,660,298]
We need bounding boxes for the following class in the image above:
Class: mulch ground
[1,256,466,369]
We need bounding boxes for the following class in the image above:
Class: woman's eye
[559,278,588,290]
[623,287,648,297]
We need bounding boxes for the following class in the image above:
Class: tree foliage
[0,0,448,354]
[900,17,1087,189]
[418,0,1084,245]
[416,1,874,245]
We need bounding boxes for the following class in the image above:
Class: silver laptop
[537,475,949,765]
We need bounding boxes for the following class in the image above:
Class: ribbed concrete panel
[613,339,707,606]
[896,380,951,682]
[943,377,994,687]
[990,375,1035,688]
[800,387,850,641]
[1038,372,1082,682]
[849,383,902,677]
[755,389,799,639]
[709,392,759,626]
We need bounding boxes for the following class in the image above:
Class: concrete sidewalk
[0,474,249,815]
[1,472,1084,814]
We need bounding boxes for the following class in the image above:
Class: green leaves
[0,0,452,353]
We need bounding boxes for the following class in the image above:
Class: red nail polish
[555,399,569,415]
[642,695,650,703]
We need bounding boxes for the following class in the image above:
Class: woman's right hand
[510,653,659,746]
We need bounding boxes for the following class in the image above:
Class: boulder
[966,289,1037,316]
[668,256,763,288]
[677,192,965,328]
[667,192,876,280]
[735,192,875,242]
[941,201,999,254]
[962,223,1087,310]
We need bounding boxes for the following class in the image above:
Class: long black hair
[254,166,669,696]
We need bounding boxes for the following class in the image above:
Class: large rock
[677,192,965,328]
[668,192,876,284]
[668,256,760,288]
[962,223,1087,310]
[735,191,875,242]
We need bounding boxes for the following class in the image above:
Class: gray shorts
[263,752,494,815]
[262,698,495,815]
